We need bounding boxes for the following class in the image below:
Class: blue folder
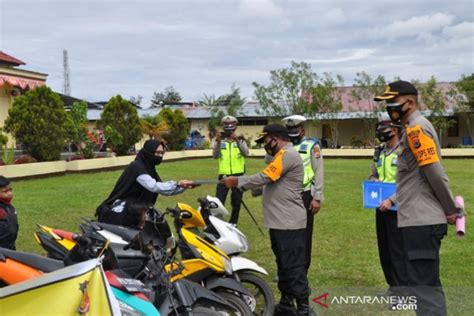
[362,180,397,211]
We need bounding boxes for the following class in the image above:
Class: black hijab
[99,139,164,208]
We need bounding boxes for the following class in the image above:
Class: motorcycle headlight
[222,256,233,275]
[237,232,249,253]
[118,301,144,316]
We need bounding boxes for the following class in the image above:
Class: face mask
[376,129,394,142]
[386,101,408,122]
[153,156,163,165]
[222,131,232,139]
[0,196,13,204]
[289,135,303,145]
[264,138,278,156]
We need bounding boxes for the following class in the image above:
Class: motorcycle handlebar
[197,197,209,209]
[72,234,91,247]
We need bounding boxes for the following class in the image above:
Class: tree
[158,108,189,150]
[252,61,319,116]
[68,101,96,158]
[351,72,387,145]
[129,95,144,109]
[419,76,455,147]
[151,86,182,108]
[202,85,246,137]
[452,73,474,143]
[309,73,344,147]
[4,86,72,161]
[140,115,169,140]
[98,95,142,156]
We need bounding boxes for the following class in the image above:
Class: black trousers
[216,174,244,224]
[270,228,309,302]
[375,209,407,290]
[302,190,315,272]
[400,224,447,316]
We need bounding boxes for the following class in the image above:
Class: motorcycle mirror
[180,211,193,219]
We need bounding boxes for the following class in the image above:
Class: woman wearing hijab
[96,139,197,226]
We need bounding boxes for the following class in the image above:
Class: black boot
[274,295,297,316]
[296,298,316,316]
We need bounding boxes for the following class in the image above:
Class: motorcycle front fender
[205,274,251,296]
[230,256,268,275]
[163,278,230,311]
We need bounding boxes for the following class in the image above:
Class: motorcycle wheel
[190,306,222,316]
[237,272,275,316]
[215,291,253,316]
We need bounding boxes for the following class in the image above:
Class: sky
[0,0,473,108]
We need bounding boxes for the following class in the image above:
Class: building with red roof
[0,51,48,146]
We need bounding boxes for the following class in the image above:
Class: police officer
[213,115,249,225]
[221,124,314,316]
[369,117,407,298]
[282,115,323,274]
[375,80,463,316]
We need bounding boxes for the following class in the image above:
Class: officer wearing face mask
[281,115,323,274]
[213,115,249,225]
[221,124,314,316]
[375,80,463,316]
[369,117,407,299]
[96,139,197,227]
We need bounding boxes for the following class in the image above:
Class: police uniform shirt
[396,110,459,227]
[237,143,306,230]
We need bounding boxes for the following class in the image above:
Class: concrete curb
[1,148,472,180]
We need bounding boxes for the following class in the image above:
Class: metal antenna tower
[63,49,71,96]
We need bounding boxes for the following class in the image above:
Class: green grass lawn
[11,158,474,315]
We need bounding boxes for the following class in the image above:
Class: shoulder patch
[406,124,439,166]
[313,145,321,159]
[262,149,286,181]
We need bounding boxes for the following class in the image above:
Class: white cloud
[305,49,375,64]
[320,8,345,25]
[442,21,474,38]
[383,13,454,40]
[238,0,283,18]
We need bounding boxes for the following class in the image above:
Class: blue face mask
[386,101,408,122]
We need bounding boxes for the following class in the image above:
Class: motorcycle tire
[189,306,222,316]
[215,291,253,316]
[237,272,275,316]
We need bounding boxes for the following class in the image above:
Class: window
[240,119,268,126]
[322,124,332,138]
[447,116,459,137]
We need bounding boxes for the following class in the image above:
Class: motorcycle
[35,216,252,315]
[0,242,157,315]
[171,197,274,316]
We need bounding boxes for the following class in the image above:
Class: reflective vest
[218,140,245,175]
[375,146,397,183]
[294,138,318,189]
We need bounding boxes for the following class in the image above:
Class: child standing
[0,176,18,250]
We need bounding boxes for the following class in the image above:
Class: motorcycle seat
[93,222,141,242]
[0,247,64,272]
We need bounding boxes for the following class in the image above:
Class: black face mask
[386,101,408,122]
[376,129,394,142]
[222,131,232,139]
[154,156,163,165]
[289,135,303,145]
[264,138,278,156]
